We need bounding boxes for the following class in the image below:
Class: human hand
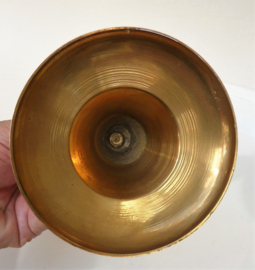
[0,120,46,248]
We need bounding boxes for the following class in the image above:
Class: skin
[0,120,46,248]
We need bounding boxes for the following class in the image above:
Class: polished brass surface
[70,88,177,199]
[11,27,237,256]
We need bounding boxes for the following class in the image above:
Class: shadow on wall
[232,154,255,218]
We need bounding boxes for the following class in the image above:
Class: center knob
[109,133,124,147]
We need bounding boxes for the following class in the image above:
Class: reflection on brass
[10,28,237,256]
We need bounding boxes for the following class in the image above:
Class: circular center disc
[109,133,124,147]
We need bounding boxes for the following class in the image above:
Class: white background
[0,1,254,269]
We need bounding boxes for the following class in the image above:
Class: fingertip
[28,208,47,236]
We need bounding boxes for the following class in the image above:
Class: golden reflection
[11,28,237,256]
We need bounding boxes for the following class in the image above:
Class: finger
[0,120,16,188]
[28,207,47,236]
[0,188,20,248]
[15,194,47,247]
[0,185,17,212]
[0,120,11,149]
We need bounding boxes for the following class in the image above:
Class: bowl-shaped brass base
[11,27,237,256]
[70,88,178,199]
